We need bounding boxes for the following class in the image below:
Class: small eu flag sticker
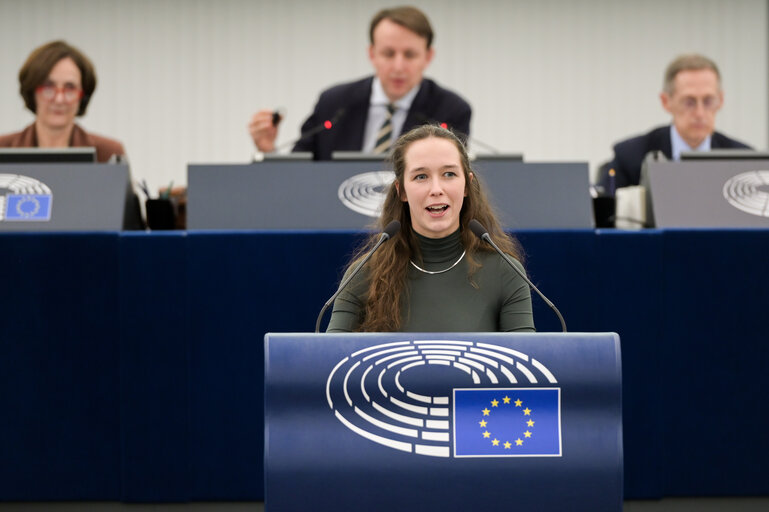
[5,194,52,221]
[453,388,561,457]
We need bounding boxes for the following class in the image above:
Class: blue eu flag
[453,388,561,457]
[5,194,52,221]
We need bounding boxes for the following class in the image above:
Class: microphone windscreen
[468,219,488,239]
[383,220,401,239]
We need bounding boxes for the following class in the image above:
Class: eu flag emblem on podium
[5,194,52,221]
[453,388,561,457]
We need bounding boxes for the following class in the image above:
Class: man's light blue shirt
[670,124,711,161]
[362,78,421,153]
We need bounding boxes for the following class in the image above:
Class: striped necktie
[373,104,396,154]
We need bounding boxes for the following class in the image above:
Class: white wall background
[0,0,766,193]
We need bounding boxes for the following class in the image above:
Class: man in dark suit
[598,54,750,190]
[248,6,471,160]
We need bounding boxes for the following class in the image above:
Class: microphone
[468,219,567,332]
[315,220,401,333]
[276,108,346,152]
[271,108,284,127]
[412,113,501,155]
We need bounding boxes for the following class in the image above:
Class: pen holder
[157,186,187,229]
[592,196,616,228]
[146,198,176,230]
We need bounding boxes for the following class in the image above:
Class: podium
[265,332,622,511]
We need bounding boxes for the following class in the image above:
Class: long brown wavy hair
[347,124,524,332]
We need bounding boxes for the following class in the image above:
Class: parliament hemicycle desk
[1,229,767,503]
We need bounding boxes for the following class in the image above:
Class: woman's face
[35,57,82,131]
[399,136,468,239]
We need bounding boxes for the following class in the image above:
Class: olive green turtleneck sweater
[326,230,535,332]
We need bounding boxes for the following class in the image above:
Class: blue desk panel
[0,233,121,500]
[0,229,767,501]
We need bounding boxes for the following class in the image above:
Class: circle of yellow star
[479,419,487,427]
[515,399,523,407]
[483,431,491,438]
[504,441,512,449]
[523,407,532,416]
[527,419,535,427]
[482,408,490,416]
[524,430,532,438]
[515,438,524,446]
[491,399,499,407]
[492,439,500,446]
[503,396,511,404]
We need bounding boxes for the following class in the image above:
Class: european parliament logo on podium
[325,338,562,459]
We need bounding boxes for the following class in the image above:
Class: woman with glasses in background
[0,40,124,162]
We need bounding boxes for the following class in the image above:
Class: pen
[139,179,151,199]
[161,181,173,199]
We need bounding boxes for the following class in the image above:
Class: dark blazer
[293,76,472,160]
[598,125,751,190]
[0,123,125,163]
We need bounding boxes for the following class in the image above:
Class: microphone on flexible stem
[468,219,567,332]
[275,108,347,152]
[315,220,401,333]
[412,113,501,154]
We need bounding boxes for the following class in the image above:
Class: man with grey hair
[598,53,750,190]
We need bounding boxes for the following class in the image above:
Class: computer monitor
[0,147,96,164]
[680,149,769,161]
[473,153,524,162]
[260,152,313,161]
[331,151,388,161]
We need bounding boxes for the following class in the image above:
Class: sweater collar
[415,229,464,266]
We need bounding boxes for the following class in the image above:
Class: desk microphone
[412,113,501,154]
[468,219,567,332]
[315,220,401,333]
[276,108,347,152]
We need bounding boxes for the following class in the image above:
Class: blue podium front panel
[265,332,622,512]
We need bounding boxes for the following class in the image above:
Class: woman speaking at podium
[0,40,125,163]
[326,125,535,333]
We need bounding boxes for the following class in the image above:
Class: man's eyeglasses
[35,84,83,103]
[676,95,721,112]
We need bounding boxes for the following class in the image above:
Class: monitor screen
[260,151,313,161]
[0,147,96,164]
[331,151,388,161]
[473,153,524,162]
[680,149,769,161]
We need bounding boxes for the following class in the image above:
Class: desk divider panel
[0,163,136,231]
[187,160,592,230]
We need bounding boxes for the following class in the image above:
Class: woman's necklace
[409,250,466,275]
